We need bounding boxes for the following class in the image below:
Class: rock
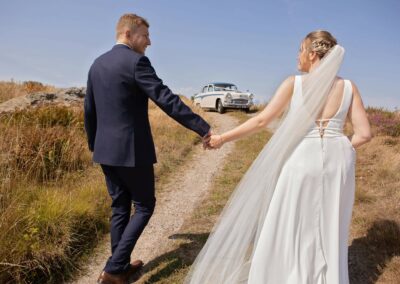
[30,92,57,105]
[63,87,86,98]
[0,87,86,114]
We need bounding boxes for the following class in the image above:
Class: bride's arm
[348,81,372,148]
[210,76,295,147]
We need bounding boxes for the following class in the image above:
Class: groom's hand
[202,130,212,150]
[209,134,224,149]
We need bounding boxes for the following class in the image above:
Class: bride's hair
[305,30,337,59]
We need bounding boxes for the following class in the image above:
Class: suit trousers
[100,164,156,274]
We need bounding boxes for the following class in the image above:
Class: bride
[185,30,372,284]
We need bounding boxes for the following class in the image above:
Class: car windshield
[214,84,238,91]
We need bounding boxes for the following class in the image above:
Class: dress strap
[293,75,301,94]
[289,76,302,109]
[339,80,353,119]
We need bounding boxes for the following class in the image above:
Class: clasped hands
[202,131,225,150]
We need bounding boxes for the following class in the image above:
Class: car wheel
[217,100,225,114]
[244,108,250,113]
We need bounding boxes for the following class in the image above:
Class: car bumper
[223,102,253,108]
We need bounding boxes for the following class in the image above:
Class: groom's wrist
[202,130,212,139]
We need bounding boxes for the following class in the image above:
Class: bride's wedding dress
[248,76,355,283]
[185,46,351,284]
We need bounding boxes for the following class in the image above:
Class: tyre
[217,100,225,114]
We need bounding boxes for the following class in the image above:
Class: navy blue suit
[84,44,210,274]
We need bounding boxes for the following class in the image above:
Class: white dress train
[248,76,356,283]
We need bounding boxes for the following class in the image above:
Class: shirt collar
[115,42,132,49]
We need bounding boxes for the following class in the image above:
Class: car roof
[208,82,236,85]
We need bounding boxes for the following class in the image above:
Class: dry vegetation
[137,108,400,284]
[348,107,400,284]
[0,81,56,104]
[0,82,208,284]
[1,78,398,283]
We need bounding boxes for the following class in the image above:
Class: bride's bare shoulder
[279,76,296,93]
[286,75,296,84]
[334,76,345,85]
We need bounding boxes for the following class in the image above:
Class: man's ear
[125,29,131,39]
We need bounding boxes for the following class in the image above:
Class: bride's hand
[209,134,224,149]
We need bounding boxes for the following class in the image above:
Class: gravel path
[68,112,238,284]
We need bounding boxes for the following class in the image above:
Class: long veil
[184,45,345,283]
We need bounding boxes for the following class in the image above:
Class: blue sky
[0,0,399,109]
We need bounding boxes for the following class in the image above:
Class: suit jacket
[84,44,210,167]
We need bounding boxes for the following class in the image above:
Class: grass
[136,108,400,284]
[0,80,56,104]
[349,134,400,284]
[0,106,89,184]
[0,87,209,284]
[367,106,400,137]
[148,101,206,185]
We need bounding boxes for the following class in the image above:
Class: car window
[208,85,214,92]
[214,84,238,91]
[202,86,207,93]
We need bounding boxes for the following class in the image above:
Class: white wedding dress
[248,75,356,283]
[185,46,352,284]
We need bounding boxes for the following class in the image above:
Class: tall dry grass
[349,107,400,283]
[0,88,209,283]
[0,106,100,283]
[0,106,89,185]
[0,81,56,104]
[149,99,206,183]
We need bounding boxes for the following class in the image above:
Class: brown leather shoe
[97,271,128,284]
[126,259,144,280]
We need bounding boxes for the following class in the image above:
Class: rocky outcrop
[0,87,85,113]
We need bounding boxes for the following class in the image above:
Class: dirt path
[67,112,238,284]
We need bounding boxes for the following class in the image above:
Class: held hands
[202,131,225,150]
[208,134,224,149]
[202,131,212,150]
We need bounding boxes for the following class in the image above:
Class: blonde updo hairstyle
[304,30,337,59]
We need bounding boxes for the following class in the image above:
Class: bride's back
[316,77,346,123]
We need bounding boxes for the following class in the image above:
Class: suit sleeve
[134,56,210,137]
[84,69,97,152]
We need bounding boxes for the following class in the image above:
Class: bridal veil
[184,45,345,283]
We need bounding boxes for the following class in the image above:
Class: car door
[194,86,206,106]
[196,86,208,107]
[203,85,215,108]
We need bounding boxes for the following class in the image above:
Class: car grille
[232,99,248,104]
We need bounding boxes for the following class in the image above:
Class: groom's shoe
[97,260,143,284]
[97,271,128,284]
[126,259,144,281]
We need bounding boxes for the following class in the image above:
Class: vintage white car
[193,82,254,113]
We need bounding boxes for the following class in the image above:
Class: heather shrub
[367,107,400,137]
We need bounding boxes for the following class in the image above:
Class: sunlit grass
[0,87,209,283]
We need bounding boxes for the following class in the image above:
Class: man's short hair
[116,13,149,39]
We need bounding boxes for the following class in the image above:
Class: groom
[84,13,211,284]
